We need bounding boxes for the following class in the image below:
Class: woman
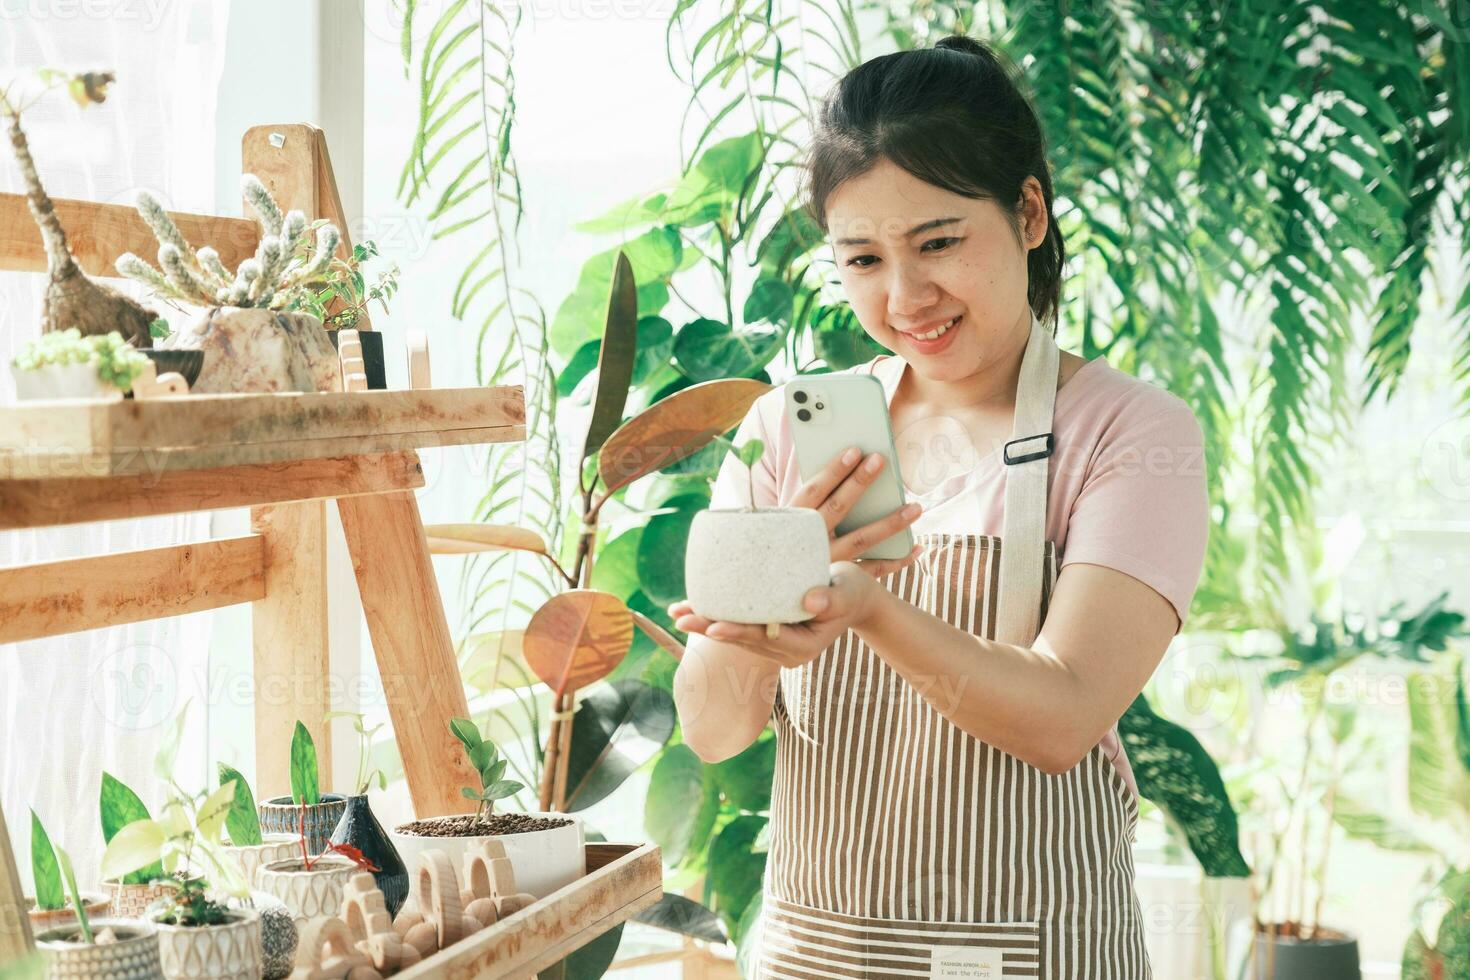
[669,34,1207,979]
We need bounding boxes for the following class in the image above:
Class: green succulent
[11,329,147,391]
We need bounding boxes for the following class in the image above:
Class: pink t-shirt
[710,352,1210,799]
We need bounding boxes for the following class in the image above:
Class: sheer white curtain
[0,1,230,889]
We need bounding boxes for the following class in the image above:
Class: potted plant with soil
[32,817,163,980]
[9,329,149,401]
[26,810,117,939]
[256,802,378,926]
[256,721,347,855]
[322,711,409,916]
[301,240,400,390]
[114,177,344,393]
[391,719,583,899]
[99,759,260,979]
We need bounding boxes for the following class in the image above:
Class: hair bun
[934,34,988,57]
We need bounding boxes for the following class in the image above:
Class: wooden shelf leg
[337,490,477,817]
[0,800,35,960]
[252,502,332,798]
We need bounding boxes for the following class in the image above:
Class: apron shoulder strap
[995,311,1059,646]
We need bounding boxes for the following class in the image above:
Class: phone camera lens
[793,390,808,404]
[815,402,824,410]
[796,408,811,422]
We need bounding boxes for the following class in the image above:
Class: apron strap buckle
[1002,431,1054,465]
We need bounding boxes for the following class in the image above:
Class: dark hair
[802,34,1065,328]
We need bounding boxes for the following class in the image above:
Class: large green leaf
[714,734,775,813]
[645,744,706,865]
[708,815,767,930]
[563,680,676,812]
[550,228,681,359]
[673,319,781,382]
[99,772,162,885]
[634,893,727,944]
[1407,662,1470,823]
[635,498,704,607]
[29,811,62,910]
[743,277,794,326]
[1117,693,1250,878]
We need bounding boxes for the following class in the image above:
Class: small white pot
[152,910,260,980]
[390,812,584,900]
[220,834,298,889]
[10,362,118,401]
[684,507,832,624]
[256,855,358,924]
[35,918,163,979]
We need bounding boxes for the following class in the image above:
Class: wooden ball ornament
[339,872,404,975]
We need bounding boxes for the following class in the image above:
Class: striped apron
[757,314,1151,979]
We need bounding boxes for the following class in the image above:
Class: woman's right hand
[791,446,925,579]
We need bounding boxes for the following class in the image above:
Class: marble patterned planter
[257,794,346,857]
[221,833,298,888]
[35,918,163,979]
[153,911,260,980]
[256,855,358,924]
[684,507,832,624]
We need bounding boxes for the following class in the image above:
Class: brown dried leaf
[523,590,634,697]
[425,524,549,555]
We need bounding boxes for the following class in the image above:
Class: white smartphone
[784,372,915,561]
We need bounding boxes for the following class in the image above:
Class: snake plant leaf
[217,764,262,847]
[29,811,62,911]
[289,721,320,806]
[99,772,163,884]
[581,250,639,463]
[1118,693,1250,878]
[522,589,634,698]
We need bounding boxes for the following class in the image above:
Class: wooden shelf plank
[0,386,525,478]
[0,191,259,277]
[0,451,425,530]
[395,842,664,979]
[0,536,266,644]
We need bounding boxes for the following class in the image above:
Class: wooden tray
[396,842,664,979]
[0,386,525,479]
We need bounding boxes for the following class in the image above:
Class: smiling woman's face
[825,156,1046,384]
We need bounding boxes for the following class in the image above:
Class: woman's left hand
[668,561,884,668]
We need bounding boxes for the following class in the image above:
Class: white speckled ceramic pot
[684,507,832,624]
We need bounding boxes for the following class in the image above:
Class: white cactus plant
[115,175,341,310]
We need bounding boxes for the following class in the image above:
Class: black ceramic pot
[326,328,386,390]
[329,794,408,917]
[1251,927,1361,979]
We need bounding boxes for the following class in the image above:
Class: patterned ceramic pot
[220,834,298,888]
[27,892,112,932]
[152,911,260,980]
[106,879,180,919]
[35,918,163,979]
[257,794,346,857]
[685,507,832,624]
[256,855,357,924]
[231,891,297,980]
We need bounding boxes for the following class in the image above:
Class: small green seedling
[711,435,765,511]
[449,717,524,823]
